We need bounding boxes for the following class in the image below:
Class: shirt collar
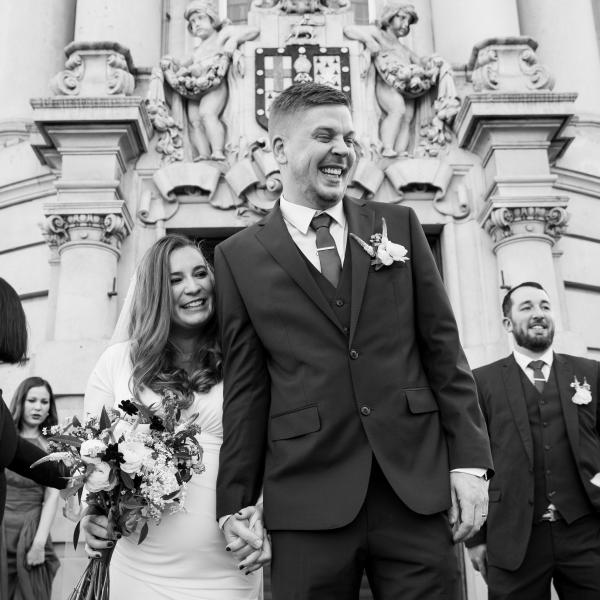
[513,347,554,371]
[280,196,346,234]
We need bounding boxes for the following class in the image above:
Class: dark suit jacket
[468,353,600,570]
[0,389,66,523]
[215,198,492,530]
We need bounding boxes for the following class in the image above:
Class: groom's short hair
[501,281,546,317]
[268,83,351,138]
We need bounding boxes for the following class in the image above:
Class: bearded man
[466,281,600,600]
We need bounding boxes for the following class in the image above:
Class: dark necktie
[528,360,546,393]
[310,213,342,288]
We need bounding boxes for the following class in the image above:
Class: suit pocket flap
[405,388,439,414]
[271,405,320,441]
[489,489,501,502]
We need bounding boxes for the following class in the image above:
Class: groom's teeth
[321,167,342,176]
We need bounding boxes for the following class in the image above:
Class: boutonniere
[349,217,409,270]
[570,375,592,405]
[591,472,600,488]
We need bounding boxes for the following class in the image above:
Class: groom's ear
[272,135,287,165]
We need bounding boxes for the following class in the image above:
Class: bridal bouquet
[32,393,204,600]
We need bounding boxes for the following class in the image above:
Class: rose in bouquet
[32,391,204,600]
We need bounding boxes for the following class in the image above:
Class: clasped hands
[223,504,271,574]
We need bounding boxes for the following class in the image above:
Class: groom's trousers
[269,459,458,600]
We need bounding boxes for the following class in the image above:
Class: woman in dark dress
[0,278,66,598]
[1,377,61,599]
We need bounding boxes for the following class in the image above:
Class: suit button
[349,349,359,359]
[343,326,349,335]
[542,422,548,427]
[544,444,551,451]
[335,299,344,307]
[360,406,371,416]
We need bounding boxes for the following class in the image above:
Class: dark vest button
[360,406,371,416]
[335,299,344,307]
[349,349,359,359]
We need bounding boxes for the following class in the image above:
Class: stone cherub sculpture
[152,0,258,161]
[252,0,349,13]
[345,2,460,158]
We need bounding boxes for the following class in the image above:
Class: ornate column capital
[41,210,132,256]
[468,36,554,93]
[50,41,135,97]
[480,202,569,247]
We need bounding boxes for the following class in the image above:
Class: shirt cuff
[451,468,487,478]
[218,515,232,530]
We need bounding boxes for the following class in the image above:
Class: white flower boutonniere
[570,375,592,405]
[350,217,409,270]
[591,472,600,488]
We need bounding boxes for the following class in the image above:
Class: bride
[82,234,269,599]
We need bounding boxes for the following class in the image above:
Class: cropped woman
[82,235,267,600]
[0,278,66,599]
[1,378,61,600]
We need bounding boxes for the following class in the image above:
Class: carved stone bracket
[50,41,135,97]
[41,211,131,253]
[469,37,554,93]
[481,203,569,245]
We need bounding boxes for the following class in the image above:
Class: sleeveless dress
[84,341,262,600]
[0,437,60,600]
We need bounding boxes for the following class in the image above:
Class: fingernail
[107,541,114,548]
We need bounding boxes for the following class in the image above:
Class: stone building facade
[1,1,599,598]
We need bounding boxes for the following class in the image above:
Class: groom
[215,83,492,599]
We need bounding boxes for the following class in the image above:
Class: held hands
[467,543,488,583]
[223,505,271,574]
[448,472,489,543]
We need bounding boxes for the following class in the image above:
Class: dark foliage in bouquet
[31,392,204,600]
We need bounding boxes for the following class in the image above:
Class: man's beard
[513,322,555,352]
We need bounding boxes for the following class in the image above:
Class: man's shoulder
[217,221,263,255]
[363,199,412,219]
[473,355,512,379]
[555,352,600,371]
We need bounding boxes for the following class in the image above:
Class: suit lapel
[344,197,374,345]
[255,202,342,330]
[502,356,534,466]
[553,353,580,452]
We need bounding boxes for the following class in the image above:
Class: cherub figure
[160,0,258,160]
[345,2,459,157]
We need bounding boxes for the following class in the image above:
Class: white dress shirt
[279,197,347,269]
[513,348,554,385]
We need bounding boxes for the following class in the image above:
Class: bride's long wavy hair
[128,234,221,408]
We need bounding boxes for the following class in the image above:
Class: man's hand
[448,472,488,542]
[223,505,270,573]
[467,543,488,582]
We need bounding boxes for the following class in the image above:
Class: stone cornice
[63,41,135,73]
[552,166,600,199]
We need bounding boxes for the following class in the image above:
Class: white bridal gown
[84,341,262,600]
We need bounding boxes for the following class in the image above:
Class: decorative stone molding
[481,204,569,245]
[41,212,131,253]
[50,41,135,97]
[469,37,554,93]
[251,0,351,14]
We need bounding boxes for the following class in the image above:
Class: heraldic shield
[254,45,351,130]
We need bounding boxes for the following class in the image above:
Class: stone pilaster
[30,95,151,393]
[456,37,583,349]
[430,0,520,65]
[517,0,600,115]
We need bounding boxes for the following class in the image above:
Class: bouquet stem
[68,546,115,600]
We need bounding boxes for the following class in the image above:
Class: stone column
[430,0,520,64]
[74,0,163,68]
[455,39,586,354]
[0,0,75,131]
[517,0,600,114]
